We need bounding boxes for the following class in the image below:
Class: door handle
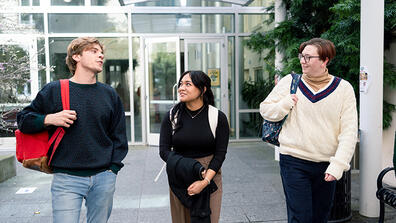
[172,83,178,105]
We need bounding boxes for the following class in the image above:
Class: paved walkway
[0,142,395,222]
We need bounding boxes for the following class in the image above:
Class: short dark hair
[299,38,336,63]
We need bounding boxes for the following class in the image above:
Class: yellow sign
[208,69,220,86]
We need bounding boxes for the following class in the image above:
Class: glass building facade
[0,0,274,145]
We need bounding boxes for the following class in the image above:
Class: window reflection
[49,14,128,33]
[126,116,131,142]
[240,14,272,33]
[97,38,130,112]
[146,40,177,134]
[245,0,273,7]
[238,37,272,138]
[132,38,143,142]
[51,0,84,6]
[239,112,262,139]
[239,37,271,110]
[91,0,119,5]
[21,0,40,6]
[0,13,44,34]
[49,37,72,81]
[0,43,31,104]
[103,60,130,110]
[130,0,231,6]
[228,37,235,138]
[37,38,46,89]
[132,14,234,33]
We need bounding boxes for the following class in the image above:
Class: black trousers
[279,154,337,223]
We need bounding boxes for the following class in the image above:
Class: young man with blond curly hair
[17,37,128,223]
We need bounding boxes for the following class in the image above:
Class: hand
[201,169,206,179]
[324,173,336,182]
[44,110,77,128]
[291,94,298,105]
[187,180,208,196]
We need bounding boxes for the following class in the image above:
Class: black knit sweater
[17,80,128,175]
[159,105,229,172]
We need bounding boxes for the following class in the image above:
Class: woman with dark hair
[159,70,229,223]
[260,38,358,222]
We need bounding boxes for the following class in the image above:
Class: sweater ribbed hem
[52,167,108,177]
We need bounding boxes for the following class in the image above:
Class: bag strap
[169,107,179,136]
[60,79,70,110]
[48,79,69,165]
[208,105,218,138]
[290,73,301,94]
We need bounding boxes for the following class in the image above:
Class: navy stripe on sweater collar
[299,77,341,103]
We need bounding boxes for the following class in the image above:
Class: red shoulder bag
[15,79,70,174]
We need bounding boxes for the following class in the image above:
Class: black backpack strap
[290,73,302,94]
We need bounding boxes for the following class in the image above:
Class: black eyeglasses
[298,53,320,63]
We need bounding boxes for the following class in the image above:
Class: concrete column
[359,0,384,217]
[274,0,286,72]
[274,0,286,160]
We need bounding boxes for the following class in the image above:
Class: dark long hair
[171,70,215,131]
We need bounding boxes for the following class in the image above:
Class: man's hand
[44,110,77,128]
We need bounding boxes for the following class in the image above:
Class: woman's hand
[187,180,209,196]
[201,169,206,179]
[291,94,298,105]
[324,173,336,182]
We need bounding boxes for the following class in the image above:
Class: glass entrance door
[145,37,180,145]
[184,38,228,116]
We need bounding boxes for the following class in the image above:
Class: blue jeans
[280,154,336,223]
[51,170,117,223]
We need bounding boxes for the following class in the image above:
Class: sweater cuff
[325,161,347,180]
[279,94,295,112]
[281,94,294,109]
[109,163,121,175]
[35,115,46,129]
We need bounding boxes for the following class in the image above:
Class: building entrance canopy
[120,0,254,6]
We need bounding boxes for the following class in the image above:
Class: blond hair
[65,37,104,75]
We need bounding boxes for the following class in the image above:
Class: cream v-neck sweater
[260,74,358,180]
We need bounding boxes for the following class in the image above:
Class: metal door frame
[144,37,180,145]
[183,37,229,117]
